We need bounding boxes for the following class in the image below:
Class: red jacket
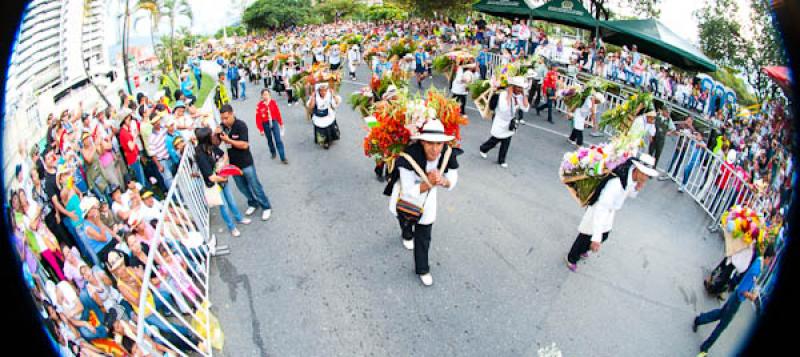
[541,70,557,94]
[256,99,283,133]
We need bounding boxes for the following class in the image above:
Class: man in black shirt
[218,104,273,221]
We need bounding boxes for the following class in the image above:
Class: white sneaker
[261,209,272,221]
[231,228,241,237]
[239,217,252,225]
[402,239,414,250]
[500,163,508,168]
[479,151,488,159]
[658,175,670,181]
[245,206,256,216]
[677,186,684,193]
[419,273,433,286]
[519,119,526,124]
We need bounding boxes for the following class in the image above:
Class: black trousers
[397,216,433,275]
[567,232,610,264]
[45,211,76,249]
[453,94,467,115]
[229,79,239,99]
[479,136,512,164]
[569,128,584,146]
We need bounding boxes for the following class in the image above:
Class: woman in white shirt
[479,77,530,168]
[306,82,341,149]
[347,45,361,80]
[385,119,461,286]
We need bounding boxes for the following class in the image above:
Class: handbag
[204,184,223,207]
[395,146,452,224]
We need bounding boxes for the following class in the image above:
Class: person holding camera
[218,104,273,221]
[479,77,530,168]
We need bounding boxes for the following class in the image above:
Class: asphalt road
[205,67,757,357]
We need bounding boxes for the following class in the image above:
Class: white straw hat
[509,76,526,88]
[411,119,454,143]
[632,154,660,177]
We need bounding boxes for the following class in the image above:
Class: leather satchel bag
[395,146,453,224]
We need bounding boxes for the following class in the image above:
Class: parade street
[207,68,755,357]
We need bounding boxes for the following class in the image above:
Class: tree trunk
[82,0,112,107]
[122,0,133,94]
[170,13,181,86]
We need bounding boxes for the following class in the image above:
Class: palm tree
[82,0,112,106]
[134,0,179,87]
[163,0,193,82]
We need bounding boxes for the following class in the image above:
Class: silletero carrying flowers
[559,134,641,207]
[720,205,767,256]
[363,87,468,169]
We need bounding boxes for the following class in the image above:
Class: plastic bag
[191,300,224,351]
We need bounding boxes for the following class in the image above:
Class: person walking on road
[307,82,341,149]
[385,119,461,286]
[535,64,559,123]
[256,89,288,164]
[692,245,774,356]
[214,71,231,112]
[568,92,604,147]
[347,45,361,80]
[565,154,659,271]
[479,77,529,168]
[227,63,240,100]
[217,104,273,221]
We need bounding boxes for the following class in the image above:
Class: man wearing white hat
[565,154,660,271]
[568,92,605,146]
[630,109,658,153]
[385,119,462,286]
[479,76,530,168]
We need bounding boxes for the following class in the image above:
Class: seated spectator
[54,280,108,340]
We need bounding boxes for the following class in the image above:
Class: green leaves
[242,0,313,30]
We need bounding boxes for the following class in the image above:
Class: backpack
[586,159,635,206]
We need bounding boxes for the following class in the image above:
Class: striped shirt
[148,127,169,161]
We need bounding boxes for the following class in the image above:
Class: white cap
[632,154,660,177]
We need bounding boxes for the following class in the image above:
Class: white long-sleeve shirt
[389,161,458,225]
[578,169,637,242]
[490,91,530,139]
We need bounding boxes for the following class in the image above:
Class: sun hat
[382,85,398,100]
[643,110,657,117]
[509,76,526,88]
[593,92,606,103]
[411,119,454,143]
[141,191,154,200]
[149,111,164,125]
[79,196,100,217]
[315,82,329,91]
[173,100,185,110]
[632,154,660,177]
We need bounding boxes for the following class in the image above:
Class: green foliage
[709,67,757,106]
[242,0,312,30]
[214,25,247,39]
[695,0,747,68]
[316,0,368,23]
[391,0,472,18]
[467,80,491,100]
[362,3,408,22]
[163,72,214,107]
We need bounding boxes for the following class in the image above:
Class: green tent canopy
[530,0,599,30]
[600,18,717,72]
[473,0,535,19]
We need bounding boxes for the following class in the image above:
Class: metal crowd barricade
[659,133,766,227]
[135,143,219,357]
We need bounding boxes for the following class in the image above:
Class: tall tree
[134,0,179,87]
[242,0,312,30]
[81,0,112,107]
[121,0,133,94]
[163,0,193,82]
[695,0,747,68]
[742,0,788,102]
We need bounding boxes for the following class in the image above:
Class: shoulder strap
[399,152,431,186]
[439,145,453,173]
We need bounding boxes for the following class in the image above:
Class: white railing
[135,143,221,357]
[483,52,712,132]
[659,134,767,226]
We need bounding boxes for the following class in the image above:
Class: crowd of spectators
[6,75,216,355]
